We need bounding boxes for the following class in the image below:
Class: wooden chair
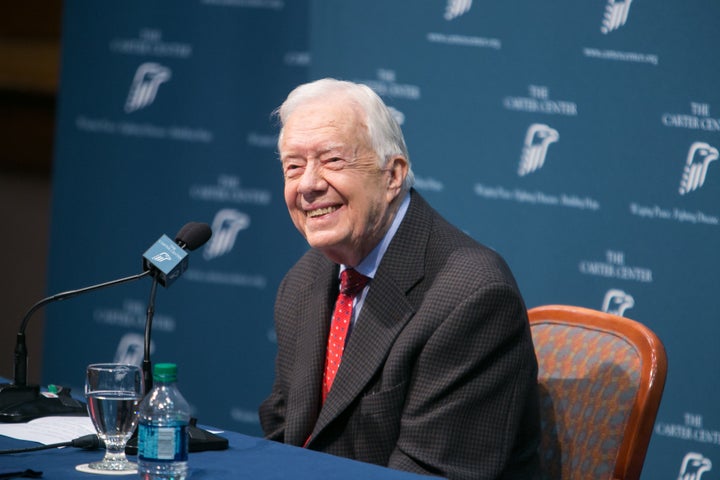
[528,305,667,480]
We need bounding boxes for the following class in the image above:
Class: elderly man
[259,78,541,479]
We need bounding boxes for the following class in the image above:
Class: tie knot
[340,269,369,297]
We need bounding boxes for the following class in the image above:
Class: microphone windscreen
[175,222,212,251]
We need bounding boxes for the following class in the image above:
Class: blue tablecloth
[1,428,435,479]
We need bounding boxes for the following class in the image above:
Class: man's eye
[284,164,303,177]
[323,157,344,168]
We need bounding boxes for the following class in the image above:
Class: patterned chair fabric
[528,305,667,480]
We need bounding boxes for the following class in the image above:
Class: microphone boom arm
[1,221,210,423]
[12,270,152,387]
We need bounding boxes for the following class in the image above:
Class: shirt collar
[340,191,411,280]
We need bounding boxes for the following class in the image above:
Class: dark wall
[0,1,62,383]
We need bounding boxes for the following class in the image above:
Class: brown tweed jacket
[260,190,541,480]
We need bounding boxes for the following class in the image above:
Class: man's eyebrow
[280,153,302,162]
[281,143,348,162]
[317,144,346,156]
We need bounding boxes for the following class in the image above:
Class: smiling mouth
[307,206,339,218]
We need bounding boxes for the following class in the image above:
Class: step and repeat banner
[44,0,310,436]
[44,1,718,478]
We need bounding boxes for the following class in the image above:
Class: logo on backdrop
[75,57,211,142]
[679,142,718,195]
[114,333,154,366]
[629,141,718,225]
[579,250,653,283]
[357,69,421,101]
[203,208,251,260]
[110,28,192,59]
[444,0,472,20]
[474,87,598,212]
[125,62,172,113]
[184,176,268,289]
[678,452,712,480]
[656,413,720,456]
[662,102,720,133]
[583,4,658,66]
[189,174,272,206]
[629,142,719,224]
[601,0,633,34]
[601,289,635,316]
[518,124,559,176]
[503,85,578,117]
[428,4,500,50]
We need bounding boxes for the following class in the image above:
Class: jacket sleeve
[388,282,540,480]
[258,274,292,442]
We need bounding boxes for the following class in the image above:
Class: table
[1,428,435,479]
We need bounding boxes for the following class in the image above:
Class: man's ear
[386,155,409,200]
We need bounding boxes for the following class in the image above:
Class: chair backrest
[528,305,667,480]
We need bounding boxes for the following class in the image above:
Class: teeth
[307,206,338,218]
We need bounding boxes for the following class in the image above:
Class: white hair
[275,78,415,191]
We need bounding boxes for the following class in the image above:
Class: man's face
[279,98,406,266]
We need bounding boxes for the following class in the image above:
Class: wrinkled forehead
[280,98,371,155]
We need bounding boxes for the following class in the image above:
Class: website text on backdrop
[259,78,542,480]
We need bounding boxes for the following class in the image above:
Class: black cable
[0,434,101,454]
[0,469,42,479]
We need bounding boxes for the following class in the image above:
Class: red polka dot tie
[322,269,369,402]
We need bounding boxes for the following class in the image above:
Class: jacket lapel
[308,191,430,442]
[285,259,337,445]
[310,275,416,438]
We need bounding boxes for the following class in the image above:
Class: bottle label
[138,423,189,462]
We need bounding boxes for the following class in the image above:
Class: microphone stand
[142,277,159,394]
[126,276,228,453]
[0,222,212,423]
[0,271,152,422]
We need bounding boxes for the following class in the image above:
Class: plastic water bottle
[137,363,190,480]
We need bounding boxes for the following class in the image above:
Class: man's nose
[297,162,327,193]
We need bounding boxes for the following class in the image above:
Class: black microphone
[174,221,212,251]
[0,222,210,423]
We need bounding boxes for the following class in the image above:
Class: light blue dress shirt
[338,192,410,328]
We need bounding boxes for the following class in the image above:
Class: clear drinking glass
[84,363,143,472]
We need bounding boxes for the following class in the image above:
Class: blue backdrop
[44,1,719,478]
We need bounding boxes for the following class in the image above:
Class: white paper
[0,416,96,445]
